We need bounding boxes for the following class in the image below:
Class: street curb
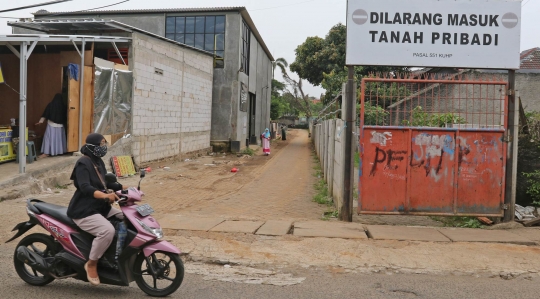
[0,157,77,202]
[160,216,540,246]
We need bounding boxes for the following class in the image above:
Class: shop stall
[0,34,130,173]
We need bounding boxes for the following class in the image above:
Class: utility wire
[0,0,72,13]
[37,0,130,18]
[2,81,27,99]
[0,0,130,21]
[250,0,317,12]
[522,0,533,7]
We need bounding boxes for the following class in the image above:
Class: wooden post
[503,70,518,222]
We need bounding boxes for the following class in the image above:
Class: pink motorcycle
[6,170,184,297]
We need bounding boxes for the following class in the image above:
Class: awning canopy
[7,19,213,56]
[0,34,130,44]
[7,19,132,33]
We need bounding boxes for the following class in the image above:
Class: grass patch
[322,209,339,221]
[431,216,484,228]
[354,153,360,168]
[312,152,333,207]
[55,185,68,189]
[240,147,256,156]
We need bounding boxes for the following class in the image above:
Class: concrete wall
[516,73,540,111]
[229,19,272,148]
[332,120,345,211]
[130,32,213,164]
[312,119,346,211]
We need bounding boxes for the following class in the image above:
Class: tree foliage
[402,106,466,127]
[272,58,289,79]
[270,79,290,120]
[291,23,409,105]
[361,102,390,126]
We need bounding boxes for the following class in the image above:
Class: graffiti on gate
[456,135,502,184]
[370,131,392,146]
[369,147,407,176]
[367,130,503,184]
[411,133,455,182]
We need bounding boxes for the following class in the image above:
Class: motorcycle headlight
[136,219,163,239]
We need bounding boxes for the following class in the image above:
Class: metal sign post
[504,70,518,222]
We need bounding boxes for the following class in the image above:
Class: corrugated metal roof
[7,19,214,56]
[32,7,274,61]
[520,47,540,70]
[33,7,246,15]
[0,34,130,44]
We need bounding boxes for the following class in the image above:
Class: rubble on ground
[515,204,540,227]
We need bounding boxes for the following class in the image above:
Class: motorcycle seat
[33,202,78,228]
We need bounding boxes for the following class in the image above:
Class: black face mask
[86,144,108,158]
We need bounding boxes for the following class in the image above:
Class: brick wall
[131,32,213,165]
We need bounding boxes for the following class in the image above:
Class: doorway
[248,93,257,145]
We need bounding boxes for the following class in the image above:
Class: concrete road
[0,240,537,299]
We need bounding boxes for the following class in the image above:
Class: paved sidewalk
[160,215,540,246]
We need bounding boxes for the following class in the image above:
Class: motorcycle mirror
[105,172,118,183]
[138,169,146,191]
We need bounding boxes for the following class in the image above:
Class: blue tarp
[68,63,79,81]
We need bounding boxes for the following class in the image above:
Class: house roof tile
[520,47,540,69]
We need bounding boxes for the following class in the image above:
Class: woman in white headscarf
[261,128,271,156]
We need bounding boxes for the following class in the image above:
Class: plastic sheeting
[93,65,133,138]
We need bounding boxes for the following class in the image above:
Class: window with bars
[165,15,225,68]
[241,20,251,75]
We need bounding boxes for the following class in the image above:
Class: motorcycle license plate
[136,204,154,217]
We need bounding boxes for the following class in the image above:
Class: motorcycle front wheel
[134,251,184,297]
[13,233,57,286]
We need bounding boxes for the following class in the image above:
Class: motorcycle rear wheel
[13,233,57,286]
[134,251,184,297]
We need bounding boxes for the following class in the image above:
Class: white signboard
[346,0,521,69]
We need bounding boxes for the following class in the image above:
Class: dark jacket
[67,153,120,219]
[42,93,67,125]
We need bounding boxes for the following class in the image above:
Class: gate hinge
[507,89,514,96]
[502,204,509,210]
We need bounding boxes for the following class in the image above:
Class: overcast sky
[1,0,539,98]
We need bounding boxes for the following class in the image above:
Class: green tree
[291,23,409,104]
[271,95,291,120]
[403,106,466,127]
[270,79,290,120]
[271,79,286,98]
[272,58,289,79]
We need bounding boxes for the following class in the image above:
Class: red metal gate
[358,73,508,217]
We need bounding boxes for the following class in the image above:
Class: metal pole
[503,70,518,222]
[340,66,355,222]
[78,38,85,149]
[18,42,27,173]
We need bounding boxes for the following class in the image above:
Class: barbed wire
[314,92,342,121]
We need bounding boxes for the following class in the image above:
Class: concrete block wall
[311,119,345,211]
[131,32,214,165]
[332,120,345,211]
[327,120,336,195]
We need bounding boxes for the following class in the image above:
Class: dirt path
[172,129,327,220]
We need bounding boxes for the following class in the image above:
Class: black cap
[85,133,105,146]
